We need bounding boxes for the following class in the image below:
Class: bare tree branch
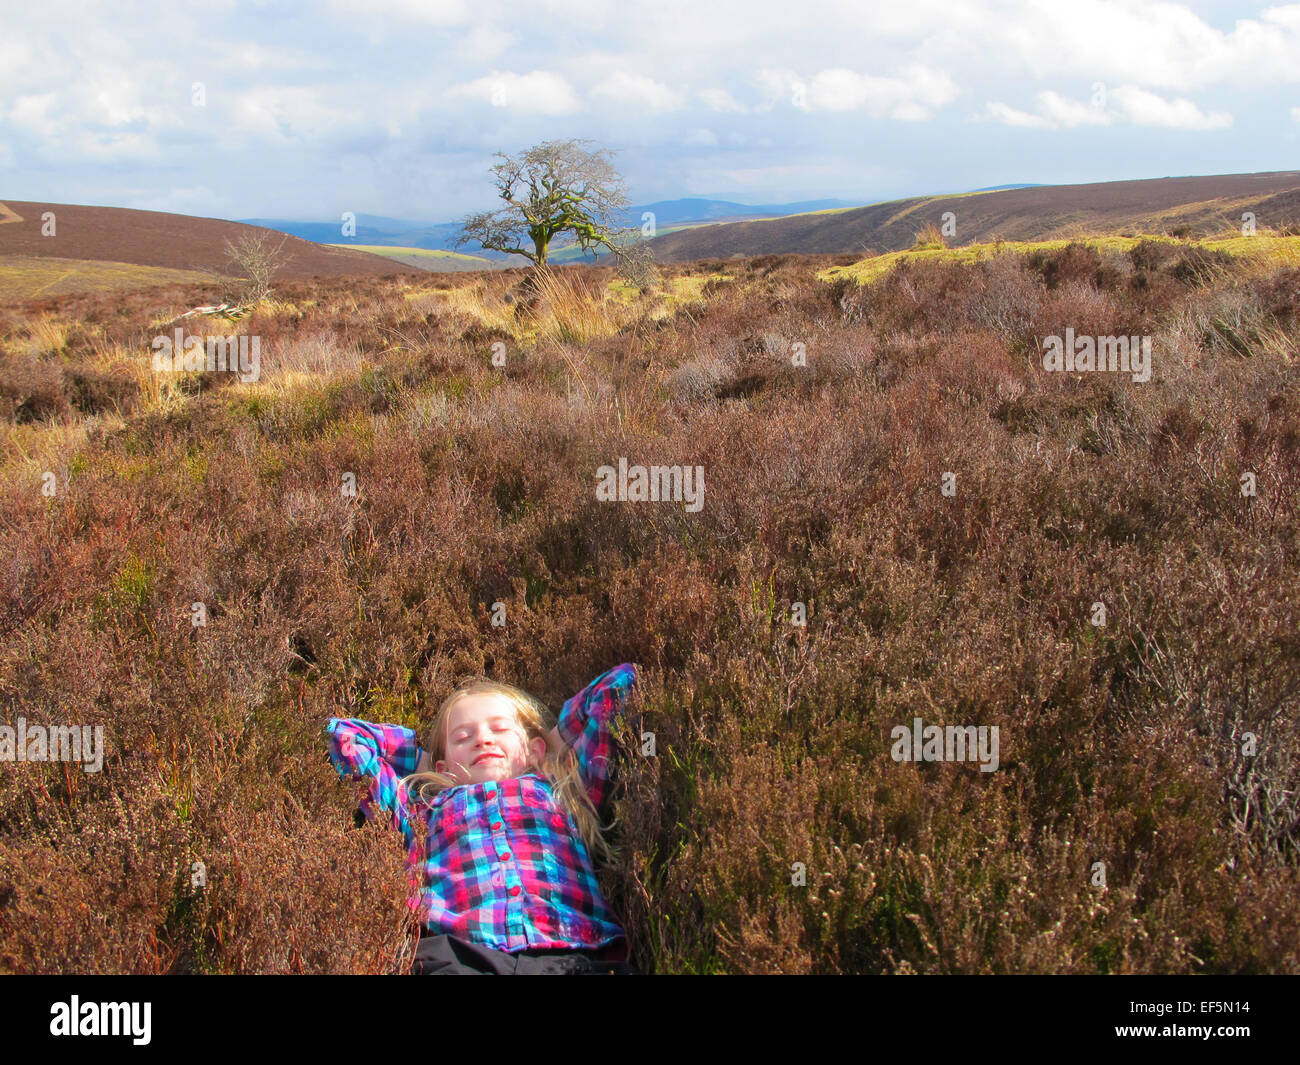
[219,231,290,308]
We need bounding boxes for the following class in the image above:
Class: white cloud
[0,1,1290,215]
[1109,86,1232,130]
[753,68,794,109]
[444,70,581,113]
[1,64,189,167]
[1,90,170,163]
[755,64,958,119]
[1292,106,1300,122]
[0,30,65,94]
[961,0,1300,91]
[590,72,685,112]
[1037,91,1112,128]
[985,86,1231,131]
[326,0,468,24]
[455,22,517,61]
[698,88,747,113]
[226,43,317,72]
[82,73,182,131]
[68,130,165,163]
[229,86,362,145]
[5,93,60,133]
[983,101,1052,128]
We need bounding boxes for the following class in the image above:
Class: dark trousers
[411,932,639,975]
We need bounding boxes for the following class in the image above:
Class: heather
[0,242,1297,973]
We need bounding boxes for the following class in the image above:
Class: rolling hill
[644,171,1300,262]
[0,201,424,280]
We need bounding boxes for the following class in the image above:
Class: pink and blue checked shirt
[326,663,636,954]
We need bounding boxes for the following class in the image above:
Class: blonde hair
[398,677,614,864]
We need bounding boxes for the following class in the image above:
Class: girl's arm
[325,718,423,849]
[550,663,638,811]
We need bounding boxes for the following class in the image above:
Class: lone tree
[218,230,289,310]
[456,139,633,267]
[167,229,289,325]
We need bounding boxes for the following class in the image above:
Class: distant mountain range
[237,198,863,261]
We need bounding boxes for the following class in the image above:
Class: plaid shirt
[326,663,636,954]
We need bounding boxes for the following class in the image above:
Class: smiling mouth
[473,752,505,765]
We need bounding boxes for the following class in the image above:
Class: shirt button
[509,885,521,897]
[499,851,511,861]
[491,821,502,830]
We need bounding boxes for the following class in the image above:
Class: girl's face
[435,692,545,785]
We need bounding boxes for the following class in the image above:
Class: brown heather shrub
[1,250,1297,973]
[0,773,188,974]
[0,351,70,422]
[1031,279,1130,343]
[1129,239,1179,273]
[1027,242,1104,290]
[1251,266,1300,329]
[970,254,1042,347]
[868,259,985,335]
[190,789,417,974]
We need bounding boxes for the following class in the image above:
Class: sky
[2,0,1299,223]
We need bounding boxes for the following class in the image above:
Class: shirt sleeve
[325,718,423,850]
[554,663,638,811]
